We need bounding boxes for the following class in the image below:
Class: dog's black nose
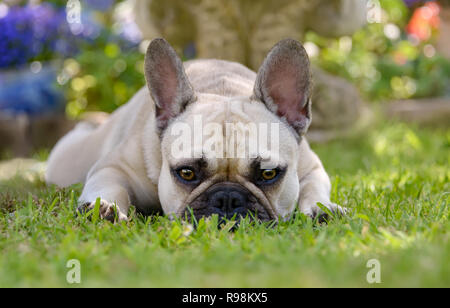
[210,190,246,213]
[207,183,250,217]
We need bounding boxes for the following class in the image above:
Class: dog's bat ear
[144,38,195,131]
[253,39,312,137]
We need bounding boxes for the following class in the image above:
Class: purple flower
[0,6,34,68]
[0,1,139,70]
[0,3,87,69]
[85,0,115,12]
[403,0,433,8]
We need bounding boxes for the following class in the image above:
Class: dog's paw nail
[309,203,348,223]
[76,200,127,222]
[76,202,92,215]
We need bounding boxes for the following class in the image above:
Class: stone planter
[437,7,450,59]
[0,112,76,157]
[384,97,450,127]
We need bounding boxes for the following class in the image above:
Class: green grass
[0,121,448,287]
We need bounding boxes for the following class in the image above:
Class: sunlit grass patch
[0,121,448,287]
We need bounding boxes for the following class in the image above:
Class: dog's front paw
[77,199,128,222]
[303,202,348,223]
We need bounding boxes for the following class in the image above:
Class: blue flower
[0,3,88,69]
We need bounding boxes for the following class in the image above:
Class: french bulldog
[46,38,345,223]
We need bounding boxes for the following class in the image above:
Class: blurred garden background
[0,0,449,288]
[0,0,449,157]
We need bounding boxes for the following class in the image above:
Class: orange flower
[406,1,441,41]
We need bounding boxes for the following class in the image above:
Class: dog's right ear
[144,38,195,131]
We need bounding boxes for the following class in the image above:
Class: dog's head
[144,38,312,222]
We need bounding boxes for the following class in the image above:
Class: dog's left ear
[253,39,312,137]
[145,38,195,131]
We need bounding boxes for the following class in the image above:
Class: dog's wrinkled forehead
[161,95,298,172]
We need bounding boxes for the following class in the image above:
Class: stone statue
[133,0,368,140]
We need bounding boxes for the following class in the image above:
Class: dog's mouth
[181,182,273,223]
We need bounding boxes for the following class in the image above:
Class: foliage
[0,121,448,287]
[306,0,450,101]
[62,38,145,117]
[50,1,146,117]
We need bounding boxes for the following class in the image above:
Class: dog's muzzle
[184,182,272,222]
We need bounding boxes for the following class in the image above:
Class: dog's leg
[298,166,346,222]
[46,122,101,187]
[78,167,131,222]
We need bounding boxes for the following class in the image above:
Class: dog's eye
[178,168,196,181]
[261,169,277,181]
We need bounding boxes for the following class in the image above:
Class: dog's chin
[181,182,273,223]
[184,202,272,224]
